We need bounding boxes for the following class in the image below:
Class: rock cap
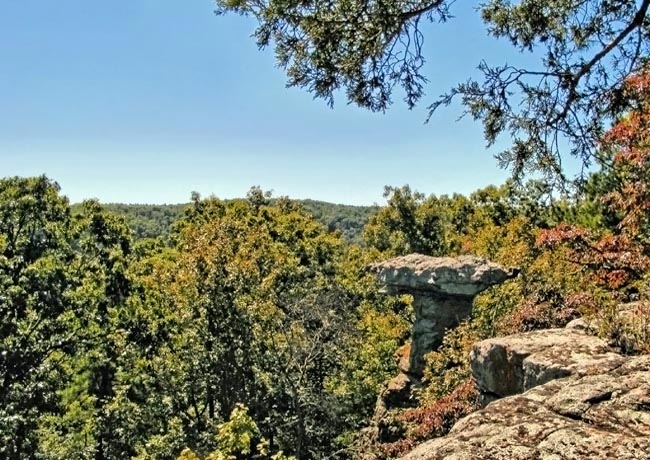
[371,254,517,297]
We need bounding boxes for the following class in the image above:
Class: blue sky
[1,0,530,205]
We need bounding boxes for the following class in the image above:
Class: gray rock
[471,329,626,397]
[400,355,650,460]
[371,254,517,297]
[565,317,596,332]
[372,254,516,375]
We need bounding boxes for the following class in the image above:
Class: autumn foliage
[379,380,478,458]
[538,71,650,294]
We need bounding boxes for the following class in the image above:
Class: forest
[71,200,376,244]
[3,71,650,460]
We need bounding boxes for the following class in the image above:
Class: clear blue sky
[1,0,528,205]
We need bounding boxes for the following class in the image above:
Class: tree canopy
[5,137,650,459]
[215,0,650,183]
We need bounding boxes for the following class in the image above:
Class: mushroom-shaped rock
[372,254,517,297]
[372,254,516,376]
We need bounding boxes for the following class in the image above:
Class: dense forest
[4,75,650,460]
[71,199,376,244]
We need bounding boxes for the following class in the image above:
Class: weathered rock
[565,317,597,332]
[372,254,516,375]
[372,254,517,297]
[367,254,516,448]
[471,328,626,397]
[400,355,650,460]
[379,373,418,409]
[373,373,419,443]
[394,343,412,375]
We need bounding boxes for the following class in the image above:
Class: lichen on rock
[399,330,650,460]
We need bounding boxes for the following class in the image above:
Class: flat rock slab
[400,356,650,460]
[471,329,627,397]
[371,254,516,297]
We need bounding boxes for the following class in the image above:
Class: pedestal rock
[372,254,517,376]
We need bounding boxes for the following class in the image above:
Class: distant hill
[299,199,378,243]
[71,200,377,243]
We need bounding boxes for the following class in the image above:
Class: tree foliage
[215,0,650,182]
[83,200,376,244]
[539,72,650,295]
[6,152,650,460]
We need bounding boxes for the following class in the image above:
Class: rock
[565,317,597,332]
[372,254,516,375]
[381,373,418,408]
[471,329,626,397]
[400,355,650,460]
[394,343,412,374]
[373,373,419,443]
[366,254,516,449]
[373,373,420,424]
[371,254,517,297]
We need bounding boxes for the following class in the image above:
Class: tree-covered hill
[72,199,377,243]
[299,199,378,243]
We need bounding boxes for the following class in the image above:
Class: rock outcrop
[400,328,650,460]
[367,255,650,458]
[369,254,516,442]
[372,254,516,376]
[471,328,626,398]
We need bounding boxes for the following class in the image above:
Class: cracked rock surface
[471,329,627,397]
[400,332,650,460]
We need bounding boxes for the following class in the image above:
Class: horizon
[0,1,574,206]
[1,1,519,205]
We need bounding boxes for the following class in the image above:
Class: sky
[1,0,531,205]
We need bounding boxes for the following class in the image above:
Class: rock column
[372,254,517,376]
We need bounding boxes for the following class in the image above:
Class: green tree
[363,186,457,256]
[130,191,385,460]
[37,200,140,460]
[0,176,78,459]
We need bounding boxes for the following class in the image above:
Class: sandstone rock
[368,254,516,448]
[373,373,419,423]
[400,355,650,460]
[394,343,412,374]
[471,328,626,397]
[372,254,516,375]
[372,373,419,443]
[565,317,596,332]
[381,373,417,408]
[371,254,517,297]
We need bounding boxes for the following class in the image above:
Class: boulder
[394,343,412,375]
[379,373,418,409]
[372,254,516,375]
[470,328,626,397]
[373,373,419,443]
[399,356,650,460]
